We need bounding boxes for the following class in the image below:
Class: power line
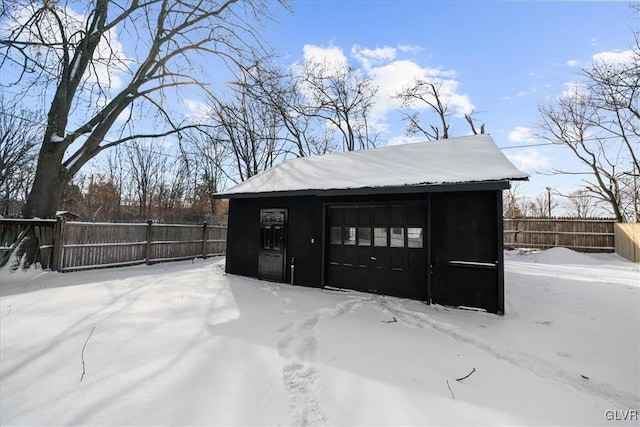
[1,109,634,159]
[498,142,560,150]
[0,109,192,160]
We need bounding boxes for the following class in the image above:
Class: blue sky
[1,1,636,212]
[262,1,637,207]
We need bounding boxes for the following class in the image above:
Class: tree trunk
[23,140,71,219]
[17,139,71,268]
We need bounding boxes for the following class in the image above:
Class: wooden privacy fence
[0,219,57,269]
[504,217,616,252]
[0,217,634,271]
[1,218,227,271]
[614,223,640,262]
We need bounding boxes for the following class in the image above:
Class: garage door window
[358,227,372,246]
[408,228,424,248]
[374,228,387,246]
[330,227,342,244]
[390,227,404,247]
[344,227,357,245]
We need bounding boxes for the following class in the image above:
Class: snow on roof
[218,134,529,197]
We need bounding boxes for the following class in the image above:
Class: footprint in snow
[276,299,364,426]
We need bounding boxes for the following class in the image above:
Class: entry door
[430,192,500,313]
[326,204,427,300]
[258,209,287,282]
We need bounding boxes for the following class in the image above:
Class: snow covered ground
[1,248,638,426]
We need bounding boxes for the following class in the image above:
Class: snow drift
[0,249,638,425]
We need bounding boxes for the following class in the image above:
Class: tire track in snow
[277,297,366,426]
[373,297,639,409]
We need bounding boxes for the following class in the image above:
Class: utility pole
[546,187,552,218]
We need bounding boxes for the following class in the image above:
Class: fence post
[146,220,153,265]
[201,222,208,260]
[52,216,66,272]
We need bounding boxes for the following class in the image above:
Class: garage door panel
[374,207,388,225]
[328,245,342,264]
[372,246,389,269]
[390,247,405,270]
[390,205,406,225]
[343,245,356,266]
[358,246,373,267]
[326,204,427,301]
[359,207,373,224]
[345,207,358,224]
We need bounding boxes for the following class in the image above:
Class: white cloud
[293,43,475,143]
[508,126,537,143]
[591,49,634,67]
[560,81,588,99]
[566,59,579,67]
[507,149,550,171]
[397,44,424,54]
[516,87,538,97]
[183,99,212,120]
[352,45,397,70]
[387,134,425,146]
[368,59,431,112]
[368,59,473,121]
[302,44,348,70]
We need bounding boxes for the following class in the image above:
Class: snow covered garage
[215,135,528,314]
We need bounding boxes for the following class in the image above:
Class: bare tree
[240,63,335,157]
[125,141,168,220]
[527,192,559,218]
[298,59,378,151]
[156,154,191,221]
[565,189,598,218]
[538,36,639,222]
[503,182,526,218]
[0,97,41,207]
[181,128,228,215]
[207,76,285,183]
[396,79,483,140]
[0,0,282,264]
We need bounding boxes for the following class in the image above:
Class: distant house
[214,135,528,314]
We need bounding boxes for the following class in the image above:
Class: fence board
[59,222,228,271]
[504,217,616,252]
[2,216,631,273]
[0,219,57,268]
[61,222,148,271]
[614,223,640,262]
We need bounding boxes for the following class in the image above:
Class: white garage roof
[217,134,528,197]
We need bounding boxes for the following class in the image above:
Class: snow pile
[510,246,616,265]
[1,251,638,426]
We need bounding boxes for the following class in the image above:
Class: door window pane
[358,227,371,246]
[390,227,405,247]
[330,227,342,244]
[374,228,388,247]
[407,227,424,248]
[262,227,272,249]
[273,226,283,250]
[344,227,357,245]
